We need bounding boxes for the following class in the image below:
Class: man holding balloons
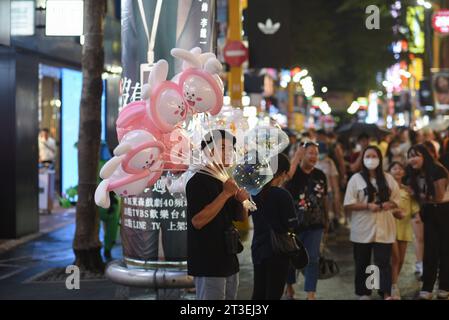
[186,130,250,300]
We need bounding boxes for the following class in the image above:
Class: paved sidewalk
[0,220,424,300]
[0,208,75,255]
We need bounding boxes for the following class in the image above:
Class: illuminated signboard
[11,1,35,36]
[433,10,449,35]
[45,0,84,36]
[61,68,106,194]
[406,6,425,54]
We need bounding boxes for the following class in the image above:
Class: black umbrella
[336,123,390,139]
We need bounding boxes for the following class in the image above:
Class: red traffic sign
[223,41,248,67]
[432,10,449,35]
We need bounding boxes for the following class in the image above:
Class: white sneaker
[391,285,401,300]
[358,295,372,300]
[417,291,433,300]
[415,262,423,274]
[437,290,448,300]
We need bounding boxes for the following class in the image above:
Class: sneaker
[385,296,400,300]
[417,291,433,300]
[358,295,372,300]
[391,285,401,300]
[437,290,448,300]
[415,262,423,279]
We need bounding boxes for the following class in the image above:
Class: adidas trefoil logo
[257,18,281,35]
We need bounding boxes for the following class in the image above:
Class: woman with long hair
[344,146,401,300]
[405,144,449,300]
[251,153,297,300]
[388,162,420,299]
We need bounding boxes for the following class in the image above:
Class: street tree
[73,0,106,273]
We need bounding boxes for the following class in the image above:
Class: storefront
[0,0,121,238]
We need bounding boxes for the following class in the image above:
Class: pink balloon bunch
[95,48,224,208]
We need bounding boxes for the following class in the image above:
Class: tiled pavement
[0,218,424,300]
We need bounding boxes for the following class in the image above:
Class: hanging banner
[244,0,291,68]
[433,70,449,111]
[119,0,216,264]
[121,178,188,262]
[121,0,216,107]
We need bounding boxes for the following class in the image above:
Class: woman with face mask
[250,153,298,300]
[405,144,449,300]
[344,146,401,300]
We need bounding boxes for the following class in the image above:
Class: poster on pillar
[244,0,292,68]
[432,70,449,112]
[119,0,216,264]
[121,0,217,107]
[120,177,188,262]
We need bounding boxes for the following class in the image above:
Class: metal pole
[228,0,243,107]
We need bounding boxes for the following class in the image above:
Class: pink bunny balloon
[116,59,187,139]
[147,80,187,133]
[97,48,226,209]
[94,130,165,208]
[116,100,162,141]
[171,48,224,116]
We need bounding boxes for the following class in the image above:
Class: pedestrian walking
[251,153,297,300]
[285,141,329,300]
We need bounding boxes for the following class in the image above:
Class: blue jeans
[287,228,324,292]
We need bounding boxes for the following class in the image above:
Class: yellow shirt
[396,187,420,242]
[378,141,389,158]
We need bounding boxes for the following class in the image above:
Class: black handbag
[270,230,309,270]
[270,231,298,255]
[318,255,340,279]
[224,225,244,255]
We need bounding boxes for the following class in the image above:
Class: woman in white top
[344,146,401,300]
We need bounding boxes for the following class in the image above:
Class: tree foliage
[289,0,395,95]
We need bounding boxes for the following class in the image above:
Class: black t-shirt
[285,166,328,230]
[251,187,297,265]
[415,164,448,199]
[186,173,240,277]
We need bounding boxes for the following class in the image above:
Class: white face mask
[364,158,380,170]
